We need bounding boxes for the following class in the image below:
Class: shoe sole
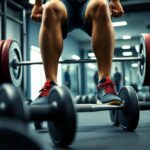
[97,100,122,105]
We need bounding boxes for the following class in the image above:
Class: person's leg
[81,0,122,104]
[84,0,114,80]
[39,0,68,83]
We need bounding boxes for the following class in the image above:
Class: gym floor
[30,111,150,150]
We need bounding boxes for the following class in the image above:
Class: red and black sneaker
[31,80,57,105]
[97,77,122,105]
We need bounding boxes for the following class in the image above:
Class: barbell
[0,84,77,147]
[0,34,150,87]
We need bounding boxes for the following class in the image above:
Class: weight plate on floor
[139,34,150,85]
[0,84,27,123]
[0,40,5,84]
[1,40,22,87]
[109,110,120,126]
[118,86,139,131]
[0,118,44,150]
[48,86,76,147]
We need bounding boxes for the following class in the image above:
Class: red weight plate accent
[143,34,150,85]
[0,40,5,84]
[1,40,13,83]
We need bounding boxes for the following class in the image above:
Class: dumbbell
[76,86,140,131]
[0,84,77,147]
[0,85,46,150]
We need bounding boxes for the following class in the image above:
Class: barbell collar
[12,56,144,67]
[75,103,125,112]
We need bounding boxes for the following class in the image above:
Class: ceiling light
[87,63,96,69]
[112,21,127,27]
[29,0,35,4]
[125,76,129,81]
[122,51,133,56]
[72,55,80,60]
[91,57,96,59]
[122,35,131,40]
[88,52,95,57]
[131,63,138,68]
[122,45,131,50]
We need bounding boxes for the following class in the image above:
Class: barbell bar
[12,56,144,67]
[0,34,150,87]
[75,103,125,112]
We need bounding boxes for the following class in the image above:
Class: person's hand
[109,0,124,18]
[31,4,44,22]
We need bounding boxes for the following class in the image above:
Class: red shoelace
[38,80,52,97]
[98,78,116,95]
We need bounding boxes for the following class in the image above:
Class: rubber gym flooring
[30,111,150,150]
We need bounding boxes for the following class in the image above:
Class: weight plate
[82,95,88,104]
[139,34,150,85]
[118,86,139,131]
[0,118,44,150]
[88,95,97,104]
[0,40,5,84]
[75,95,82,104]
[0,84,27,123]
[109,110,120,126]
[48,86,76,147]
[1,40,22,87]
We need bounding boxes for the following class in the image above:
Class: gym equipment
[81,95,89,104]
[75,95,97,104]
[0,84,27,123]
[25,99,33,105]
[109,110,120,126]
[1,40,23,87]
[0,84,76,147]
[88,95,97,104]
[0,40,5,84]
[139,34,150,85]
[0,34,150,87]
[75,95,82,104]
[75,86,139,131]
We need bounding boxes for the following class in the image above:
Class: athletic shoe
[97,77,122,105]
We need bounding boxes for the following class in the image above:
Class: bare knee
[86,0,110,22]
[42,1,67,26]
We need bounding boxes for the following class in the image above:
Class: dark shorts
[60,0,91,38]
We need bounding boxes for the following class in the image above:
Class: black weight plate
[137,93,144,101]
[0,84,27,123]
[82,95,88,104]
[1,40,22,87]
[109,110,120,126]
[75,95,82,104]
[48,86,76,147]
[0,118,44,150]
[88,95,97,104]
[139,34,150,85]
[118,86,139,131]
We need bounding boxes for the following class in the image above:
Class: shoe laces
[98,78,116,95]
[38,80,53,97]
